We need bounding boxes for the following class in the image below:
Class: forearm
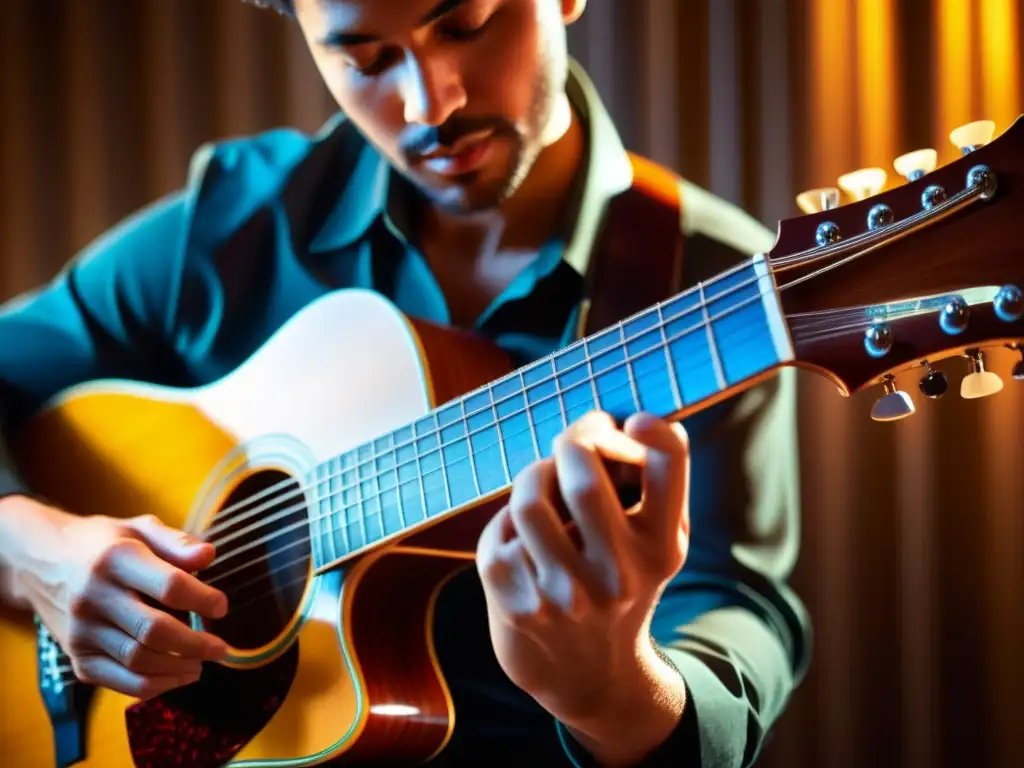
[0,493,36,611]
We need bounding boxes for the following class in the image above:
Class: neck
[421,94,585,258]
[307,252,795,572]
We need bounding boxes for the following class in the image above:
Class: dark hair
[244,0,294,15]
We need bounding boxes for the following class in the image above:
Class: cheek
[311,52,407,151]
[462,6,545,123]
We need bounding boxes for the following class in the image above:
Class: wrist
[0,495,64,608]
[561,640,687,768]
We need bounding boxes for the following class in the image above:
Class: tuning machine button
[961,349,1004,399]
[1007,345,1024,380]
[894,149,938,182]
[994,285,1023,322]
[939,296,970,335]
[838,167,888,201]
[950,120,996,155]
[871,375,915,422]
[918,362,948,399]
[864,321,894,358]
[796,187,840,214]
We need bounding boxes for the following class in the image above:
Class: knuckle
[71,656,96,684]
[119,638,144,670]
[68,588,94,619]
[564,474,603,511]
[158,570,185,604]
[132,614,156,645]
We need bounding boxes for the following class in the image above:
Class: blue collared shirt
[0,60,810,766]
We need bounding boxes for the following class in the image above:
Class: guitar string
[202,242,928,577]
[203,251,946,548]
[202,315,769,568]
[200,276,777,556]
[199,304,773,574]
[198,259,774,542]
[200,318,769,584]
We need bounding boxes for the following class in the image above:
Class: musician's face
[294,0,586,214]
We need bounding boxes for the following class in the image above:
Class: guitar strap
[577,152,686,340]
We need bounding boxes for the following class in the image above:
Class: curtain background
[1,2,1021,766]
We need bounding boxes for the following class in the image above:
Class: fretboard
[308,253,793,570]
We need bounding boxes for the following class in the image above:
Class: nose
[401,54,467,127]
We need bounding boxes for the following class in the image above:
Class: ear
[562,0,586,25]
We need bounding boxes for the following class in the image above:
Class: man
[0,0,810,766]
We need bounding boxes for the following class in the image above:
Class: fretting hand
[1,498,228,699]
[475,410,691,766]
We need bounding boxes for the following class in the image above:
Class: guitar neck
[309,253,794,571]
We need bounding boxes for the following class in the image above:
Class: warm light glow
[837,167,888,201]
[934,0,973,162]
[370,704,421,717]
[979,0,1021,132]
[809,0,855,182]
[857,0,898,167]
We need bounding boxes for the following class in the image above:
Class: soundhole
[197,469,312,651]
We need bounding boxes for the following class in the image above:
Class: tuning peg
[893,149,938,182]
[796,186,840,214]
[961,349,1004,399]
[950,120,996,155]
[1006,345,1024,380]
[918,362,948,398]
[871,374,915,422]
[837,167,888,201]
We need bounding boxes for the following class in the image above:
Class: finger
[552,433,631,556]
[623,413,690,540]
[84,621,205,678]
[475,507,544,619]
[105,538,228,619]
[91,580,227,661]
[126,515,217,573]
[564,410,647,465]
[73,653,200,701]
[508,463,594,612]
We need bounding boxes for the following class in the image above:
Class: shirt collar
[309,57,634,277]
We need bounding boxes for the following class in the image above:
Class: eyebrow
[321,0,472,47]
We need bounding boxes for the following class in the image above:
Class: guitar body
[0,289,515,768]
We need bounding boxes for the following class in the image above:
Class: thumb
[126,515,216,571]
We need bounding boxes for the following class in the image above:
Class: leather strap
[579,152,685,338]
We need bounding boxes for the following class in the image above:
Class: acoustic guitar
[1,116,1022,767]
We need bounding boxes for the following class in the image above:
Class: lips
[418,131,496,176]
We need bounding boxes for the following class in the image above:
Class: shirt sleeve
[556,182,811,767]
[0,192,192,500]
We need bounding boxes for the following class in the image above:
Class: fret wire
[436,411,453,511]
[698,281,728,390]
[619,323,642,410]
[520,370,543,460]
[462,397,482,497]
[584,335,602,413]
[393,451,406,532]
[335,463,351,554]
[414,424,429,528]
[356,455,369,548]
[493,391,513,485]
[656,303,684,411]
[324,468,337,566]
[553,363,569,432]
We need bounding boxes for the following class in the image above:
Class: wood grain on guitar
[1,115,1022,766]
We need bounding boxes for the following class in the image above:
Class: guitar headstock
[772,118,1024,422]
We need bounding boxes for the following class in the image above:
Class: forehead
[304,0,467,30]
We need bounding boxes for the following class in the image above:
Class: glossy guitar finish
[0,290,513,767]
